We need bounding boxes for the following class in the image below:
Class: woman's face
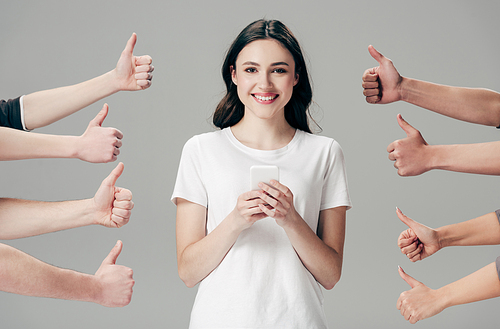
[231,39,298,122]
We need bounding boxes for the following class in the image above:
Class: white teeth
[254,95,276,101]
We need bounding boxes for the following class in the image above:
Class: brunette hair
[212,19,313,133]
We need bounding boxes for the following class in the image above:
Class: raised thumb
[398,266,421,288]
[368,45,386,64]
[92,103,109,127]
[103,162,124,187]
[396,207,417,229]
[123,33,137,55]
[103,240,123,265]
[397,113,418,137]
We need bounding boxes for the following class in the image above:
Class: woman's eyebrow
[241,61,290,66]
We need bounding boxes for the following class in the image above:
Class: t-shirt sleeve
[171,136,208,208]
[0,97,25,130]
[320,140,352,211]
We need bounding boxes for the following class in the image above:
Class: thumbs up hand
[387,114,433,176]
[77,104,124,163]
[92,162,134,228]
[397,266,446,324]
[362,45,402,104]
[396,208,441,262]
[115,33,154,91]
[94,241,135,307]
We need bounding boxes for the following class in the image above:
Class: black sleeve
[0,97,24,130]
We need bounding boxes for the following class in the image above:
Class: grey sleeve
[495,210,500,280]
[497,256,500,281]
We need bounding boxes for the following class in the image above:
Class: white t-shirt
[172,127,351,329]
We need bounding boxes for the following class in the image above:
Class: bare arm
[0,163,133,239]
[397,209,500,262]
[23,33,153,130]
[0,241,134,307]
[397,263,500,324]
[0,104,122,163]
[176,191,267,288]
[362,45,500,126]
[258,181,346,290]
[387,114,500,176]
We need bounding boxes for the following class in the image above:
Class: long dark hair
[213,19,313,133]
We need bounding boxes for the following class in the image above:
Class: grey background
[1,0,499,328]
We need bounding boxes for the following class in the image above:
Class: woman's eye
[273,68,287,73]
[244,68,257,73]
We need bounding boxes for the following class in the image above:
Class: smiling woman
[213,19,313,133]
[230,39,299,125]
[172,19,351,329]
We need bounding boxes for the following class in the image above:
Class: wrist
[435,283,455,310]
[434,226,447,250]
[423,144,440,172]
[279,211,305,232]
[227,209,249,234]
[80,198,101,226]
[103,69,124,93]
[398,76,409,102]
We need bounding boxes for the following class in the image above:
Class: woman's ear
[294,72,299,86]
[230,65,237,85]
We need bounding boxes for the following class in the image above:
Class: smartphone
[250,165,279,191]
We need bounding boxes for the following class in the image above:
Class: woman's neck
[230,115,296,150]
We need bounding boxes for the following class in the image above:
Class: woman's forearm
[437,212,500,248]
[439,262,500,309]
[176,204,243,288]
[282,207,346,290]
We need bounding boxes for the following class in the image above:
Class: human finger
[134,72,153,80]
[114,188,133,202]
[362,69,379,82]
[136,64,154,73]
[135,55,153,65]
[406,243,424,261]
[363,88,380,97]
[362,80,379,89]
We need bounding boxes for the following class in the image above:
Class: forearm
[400,77,500,126]
[0,198,96,239]
[283,216,343,290]
[177,213,242,288]
[23,70,121,129]
[0,127,84,161]
[437,212,500,248]
[0,243,99,302]
[427,142,500,175]
[438,262,500,309]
